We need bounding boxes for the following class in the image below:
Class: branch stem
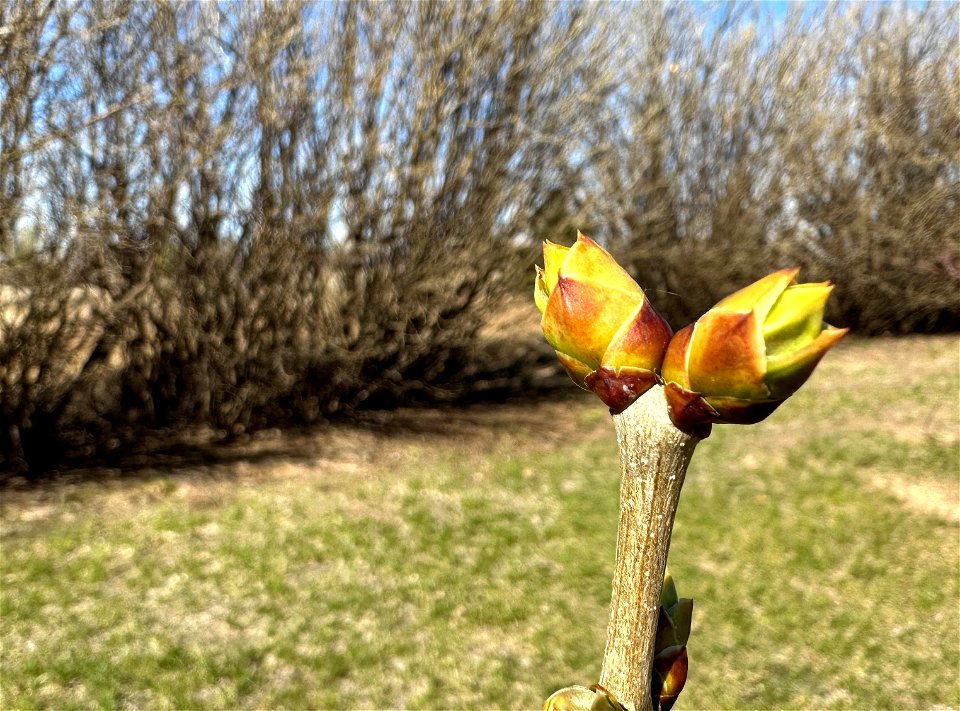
[598,386,700,711]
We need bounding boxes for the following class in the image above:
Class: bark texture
[598,385,700,711]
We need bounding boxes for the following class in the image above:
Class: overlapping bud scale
[661,268,848,435]
[535,233,672,414]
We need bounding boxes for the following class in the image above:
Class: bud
[543,686,598,711]
[652,646,688,711]
[661,268,848,436]
[535,232,672,413]
[652,568,693,711]
[542,685,627,711]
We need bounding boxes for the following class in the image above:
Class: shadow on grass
[0,432,320,492]
[2,373,579,492]
[341,379,579,439]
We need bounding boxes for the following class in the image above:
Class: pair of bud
[535,233,847,436]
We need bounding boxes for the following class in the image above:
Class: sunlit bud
[661,268,848,436]
[535,232,672,413]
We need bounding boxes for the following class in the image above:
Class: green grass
[2,336,958,710]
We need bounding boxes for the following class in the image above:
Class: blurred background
[2,0,957,474]
[1,2,958,709]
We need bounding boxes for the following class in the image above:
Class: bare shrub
[583,3,959,332]
[1,1,957,475]
[0,0,620,473]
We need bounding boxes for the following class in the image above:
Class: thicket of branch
[1,1,957,474]
[583,4,959,332]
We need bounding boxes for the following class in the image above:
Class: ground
[1,336,958,710]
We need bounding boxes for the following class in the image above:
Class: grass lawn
[2,336,958,710]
